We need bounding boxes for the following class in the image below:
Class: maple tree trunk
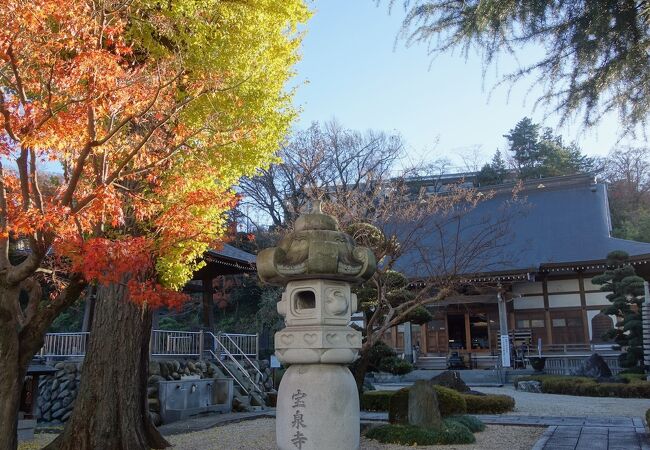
[0,285,38,450]
[0,305,24,450]
[45,280,169,450]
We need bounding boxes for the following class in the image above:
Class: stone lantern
[257,201,376,450]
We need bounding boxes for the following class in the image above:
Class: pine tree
[592,251,645,368]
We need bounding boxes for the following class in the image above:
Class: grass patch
[366,420,475,445]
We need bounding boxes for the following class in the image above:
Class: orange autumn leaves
[0,0,309,306]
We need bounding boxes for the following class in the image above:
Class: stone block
[408,380,442,428]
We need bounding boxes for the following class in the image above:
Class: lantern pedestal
[276,364,359,450]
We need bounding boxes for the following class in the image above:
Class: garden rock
[430,370,470,393]
[571,353,612,378]
[516,380,542,393]
[408,380,442,428]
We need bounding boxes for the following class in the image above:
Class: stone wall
[37,358,275,425]
[36,361,81,424]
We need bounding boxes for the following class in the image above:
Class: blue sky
[291,1,642,170]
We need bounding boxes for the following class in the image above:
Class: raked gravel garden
[20,418,543,450]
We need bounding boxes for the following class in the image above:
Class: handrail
[205,349,249,395]
[219,333,264,379]
[211,336,263,394]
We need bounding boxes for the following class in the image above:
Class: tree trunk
[46,280,169,450]
[0,300,24,450]
[353,343,372,394]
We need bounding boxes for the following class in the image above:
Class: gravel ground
[21,418,543,450]
[474,385,650,417]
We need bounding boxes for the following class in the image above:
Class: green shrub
[361,390,393,412]
[386,385,467,421]
[365,421,475,445]
[432,385,467,416]
[516,375,650,398]
[388,388,410,424]
[646,408,650,425]
[448,415,486,432]
[620,373,647,383]
[378,356,414,375]
[462,394,515,414]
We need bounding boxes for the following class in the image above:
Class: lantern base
[276,364,359,450]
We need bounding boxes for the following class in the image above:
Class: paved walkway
[475,415,648,450]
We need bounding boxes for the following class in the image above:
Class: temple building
[381,173,650,360]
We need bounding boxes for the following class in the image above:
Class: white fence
[150,330,202,357]
[40,332,89,358]
[216,333,258,359]
[40,330,258,360]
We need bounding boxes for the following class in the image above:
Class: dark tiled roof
[395,174,650,278]
[206,244,256,264]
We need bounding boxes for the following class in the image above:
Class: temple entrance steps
[415,356,446,370]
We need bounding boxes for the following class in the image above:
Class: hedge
[449,415,486,432]
[364,386,514,416]
[516,375,650,398]
[361,390,393,412]
[432,385,467,417]
[365,420,475,445]
[462,394,515,414]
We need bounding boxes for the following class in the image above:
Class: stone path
[158,410,274,435]
[474,415,648,450]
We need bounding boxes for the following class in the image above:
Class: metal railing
[40,332,89,358]
[543,354,622,375]
[150,330,202,357]
[539,343,619,354]
[40,330,259,361]
[215,333,258,359]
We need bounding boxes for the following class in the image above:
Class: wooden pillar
[464,313,471,351]
[202,277,215,330]
[421,322,429,355]
[542,276,553,345]
[391,325,398,349]
[578,271,590,343]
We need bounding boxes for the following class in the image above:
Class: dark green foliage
[365,340,414,375]
[398,1,650,134]
[388,388,410,424]
[432,385,467,416]
[448,415,486,433]
[503,118,594,180]
[403,306,433,325]
[592,251,645,368]
[477,149,507,186]
[365,421,475,445]
[462,393,515,414]
[516,375,650,398]
[361,390,394,412]
[646,408,650,425]
[49,307,84,333]
[378,356,414,375]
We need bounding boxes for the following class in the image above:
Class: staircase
[204,332,271,410]
[415,356,447,370]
